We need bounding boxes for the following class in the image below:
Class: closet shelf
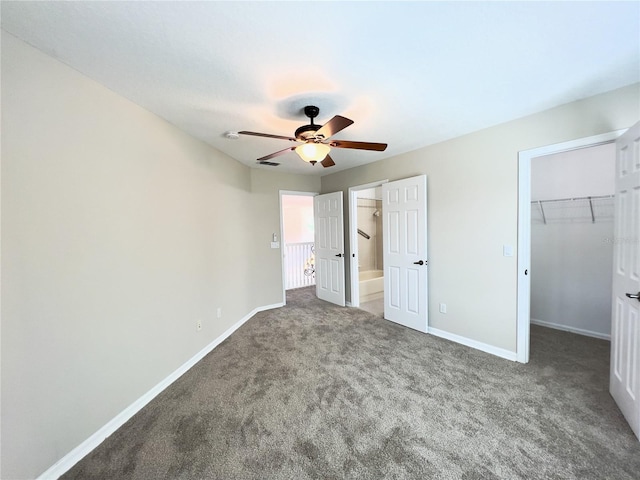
[531,195,614,224]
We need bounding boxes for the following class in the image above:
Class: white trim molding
[37,302,284,480]
[428,327,517,362]
[530,318,611,341]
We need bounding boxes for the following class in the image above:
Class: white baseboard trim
[530,318,610,341]
[255,302,285,313]
[37,302,284,480]
[428,326,518,362]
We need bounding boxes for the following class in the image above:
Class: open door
[382,175,428,332]
[314,191,345,306]
[610,121,640,440]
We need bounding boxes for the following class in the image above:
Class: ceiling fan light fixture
[295,142,330,163]
[239,106,386,168]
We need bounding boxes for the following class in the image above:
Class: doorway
[348,180,388,312]
[530,144,616,341]
[279,191,318,304]
[517,130,624,363]
[355,186,384,315]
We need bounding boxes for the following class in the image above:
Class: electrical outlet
[196,320,202,331]
[217,308,222,319]
[439,303,447,314]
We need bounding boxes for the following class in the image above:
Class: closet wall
[530,143,616,339]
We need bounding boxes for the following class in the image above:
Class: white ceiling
[2,1,638,176]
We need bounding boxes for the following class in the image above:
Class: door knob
[626,292,640,301]
[413,260,424,265]
[335,253,343,257]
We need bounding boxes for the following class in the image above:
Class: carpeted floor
[62,287,640,479]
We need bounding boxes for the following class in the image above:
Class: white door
[314,192,345,306]
[610,121,640,440]
[382,175,428,332]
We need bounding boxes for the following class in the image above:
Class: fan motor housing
[295,124,319,141]
[294,105,323,141]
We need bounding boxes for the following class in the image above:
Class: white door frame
[279,190,319,305]
[348,180,388,307]
[516,130,624,363]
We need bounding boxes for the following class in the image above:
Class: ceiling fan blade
[315,115,354,140]
[239,131,297,142]
[321,155,335,168]
[257,146,296,162]
[329,140,387,151]
[257,161,280,166]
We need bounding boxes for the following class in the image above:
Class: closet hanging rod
[530,194,614,204]
[533,194,614,224]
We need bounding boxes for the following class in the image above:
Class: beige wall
[250,169,320,306]
[322,82,640,353]
[0,33,315,479]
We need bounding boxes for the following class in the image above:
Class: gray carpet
[62,287,640,479]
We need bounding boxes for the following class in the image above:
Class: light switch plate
[270,241,280,249]
[503,244,514,257]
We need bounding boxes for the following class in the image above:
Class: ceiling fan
[239,105,387,168]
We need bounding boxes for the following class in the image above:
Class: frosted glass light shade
[295,143,330,162]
